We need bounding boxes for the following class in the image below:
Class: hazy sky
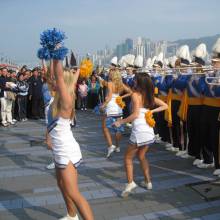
[0,0,219,65]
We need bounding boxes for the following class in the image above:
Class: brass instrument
[205,76,220,85]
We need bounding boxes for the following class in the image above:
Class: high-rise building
[125,38,133,53]
[145,40,152,58]
[167,43,178,57]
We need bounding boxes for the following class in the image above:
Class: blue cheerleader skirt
[106,116,124,133]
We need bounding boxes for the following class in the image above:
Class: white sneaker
[141,181,153,190]
[165,146,173,151]
[176,150,187,157]
[193,159,203,166]
[59,214,79,220]
[2,122,9,127]
[166,147,179,152]
[180,153,193,159]
[81,108,83,110]
[8,121,15,125]
[155,139,164,144]
[46,162,55,170]
[107,145,116,158]
[172,147,179,152]
[165,143,173,148]
[121,181,137,197]
[213,169,220,176]
[197,163,214,169]
[12,119,17,122]
[115,147,120,153]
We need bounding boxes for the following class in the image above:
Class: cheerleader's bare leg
[102,117,113,147]
[115,132,122,150]
[124,144,138,183]
[56,168,76,217]
[56,162,94,220]
[137,146,151,183]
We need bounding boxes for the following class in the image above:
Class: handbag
[6,91,16,101]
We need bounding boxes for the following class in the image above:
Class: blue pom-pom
[40,28,67,50]
[50,47,68,60]
[93,104,103,115]
[37,48,51,60]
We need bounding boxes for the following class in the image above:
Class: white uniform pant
[0,97,13,124]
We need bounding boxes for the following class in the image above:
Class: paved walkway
[0,110,220,220]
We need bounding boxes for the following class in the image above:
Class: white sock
[67,214,79,220]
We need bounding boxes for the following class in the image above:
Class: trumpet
[151,65,220,72]
[205,76,220,85]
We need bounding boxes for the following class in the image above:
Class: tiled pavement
[0,110,220,220]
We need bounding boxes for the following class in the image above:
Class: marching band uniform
[186,75,203,163]
[172,73,188,153]
[186,44,207,165]
[172,45,192,155]
[122,54,136,119]
[197,39,220,170]
[197,75,219,168]
[154,74,173,144]
[212,83,220,174]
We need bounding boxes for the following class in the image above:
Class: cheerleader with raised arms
[38,28,94,220]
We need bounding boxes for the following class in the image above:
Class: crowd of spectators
[0,65,107,127]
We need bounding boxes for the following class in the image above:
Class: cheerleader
[114,72,168,197]
[101,69,131,157]
[46,60,93,220]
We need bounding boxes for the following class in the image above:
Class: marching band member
[197,39,220,173]
[122,54,136,126]
[172,45,191,156]
[152,53,173,148]
[186,44,207,166]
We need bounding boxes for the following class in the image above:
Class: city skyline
[0,0,220,66]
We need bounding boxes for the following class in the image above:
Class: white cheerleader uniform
[129,108,155,147]
[47,108,82,169]
[105,93,123,117]
[105,93,124,133]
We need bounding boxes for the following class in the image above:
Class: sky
[0,0,219,65]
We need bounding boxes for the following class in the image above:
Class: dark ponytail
[134,73,154,109]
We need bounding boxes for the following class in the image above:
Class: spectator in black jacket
[16,73,29,121]
[28,68,43,119]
